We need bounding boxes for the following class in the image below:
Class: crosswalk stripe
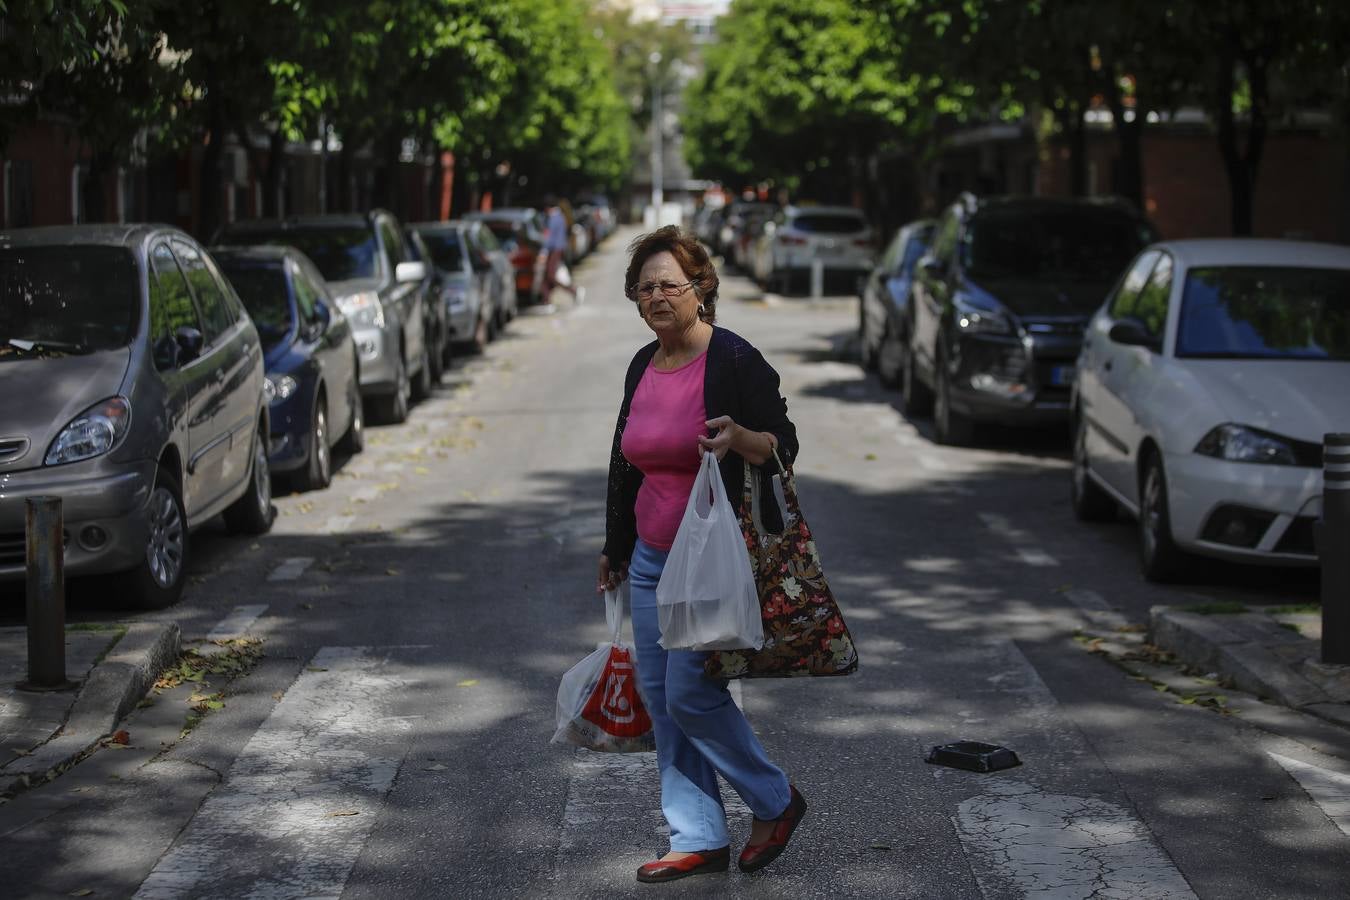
[204,604,268,641]
[1268,751,1350,837]
[133,647,414,899]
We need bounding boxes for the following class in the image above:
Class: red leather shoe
[738,785,808,873]
[635,847,731,883]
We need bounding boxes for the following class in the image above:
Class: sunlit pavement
[0,228,1345,899]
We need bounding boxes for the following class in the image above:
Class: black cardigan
[603,326,799,566]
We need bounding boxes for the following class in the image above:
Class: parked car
[0,225,273,609]
[858,219,934,386]
[731,207,774,273]
[216,210,432,424]
[907,194,1158,444]
[465,208,547,305]
[717,201,776,262]
[403,227,450,382]
[409,221,498,354]
[464,218,518,325]
[212,246,363,491]
[1072,239,1350,580]
[753,205,877,295]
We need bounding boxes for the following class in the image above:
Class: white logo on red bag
[600,662,636,724]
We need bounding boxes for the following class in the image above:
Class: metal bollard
[1321,434,1350,665]
[20,496,72,691]
[810,258,824,299]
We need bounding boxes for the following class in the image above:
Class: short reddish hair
[624,226,720,323]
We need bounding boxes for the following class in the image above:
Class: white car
[1071,239,1350,580]
[753,206,875,294]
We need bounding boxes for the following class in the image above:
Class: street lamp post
[649,51,663,216]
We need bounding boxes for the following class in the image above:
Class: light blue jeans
[628,539,791,852]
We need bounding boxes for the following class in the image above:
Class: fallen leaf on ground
[386,568,400,576]
[69,890,94,897]
[326,810,360,817]
[272,691,284,701]
[456,679,479,687]
[111,730,130,745]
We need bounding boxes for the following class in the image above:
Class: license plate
[1050,365,1075,386]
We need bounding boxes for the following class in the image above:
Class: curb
[1149,606,1350,727]
[0,622,180,797]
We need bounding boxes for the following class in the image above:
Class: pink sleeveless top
[620,351,708,550]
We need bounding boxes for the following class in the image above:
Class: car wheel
[1071,414,1116,521]
[901,335,933,416]
[934,348,975,446]
[223,426,276,535]
[378,357,410,424]
[428,327,445,383]
[296,395,332,492]
[339,382,365,454]
[877,321,904,388]
[1138,451,1188,582]
[118,466,188,610]
[858,307,877,371]
[411,346,433,400]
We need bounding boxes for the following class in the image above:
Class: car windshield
[964,209,1153,283]
[901,233,932,273]
[217,261,293,350]
[480,221,520,251]
[1176,266,1350,360]
[226,227,378,282]
[418,232,466,272]
[793,214,866,234]
[0,245,138,359]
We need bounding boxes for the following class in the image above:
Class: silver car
[0,225,273,609]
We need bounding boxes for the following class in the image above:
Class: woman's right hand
[598,554,628,594]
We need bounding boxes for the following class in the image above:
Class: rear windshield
[0,245,138,358]
[965,209,1153,283]
[216,261,293,350]
[417,232,466,272]
[480,221,521,251]
[793,214,866,234]
[223,227,378,282]
[1177,266,1350,360]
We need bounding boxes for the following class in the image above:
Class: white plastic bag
[655,451,764,651]
[551,586,654,753]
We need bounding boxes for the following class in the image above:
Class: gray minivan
[0,225,273,609]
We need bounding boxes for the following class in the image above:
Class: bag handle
[604,584,627,644]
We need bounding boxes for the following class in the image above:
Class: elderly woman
[598,226,807,883]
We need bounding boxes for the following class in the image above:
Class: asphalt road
[1,227,1345,899]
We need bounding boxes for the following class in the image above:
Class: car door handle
[1103,359,1113,372]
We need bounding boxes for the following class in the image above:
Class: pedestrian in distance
[598,225,807,884]
[541,194,584,305]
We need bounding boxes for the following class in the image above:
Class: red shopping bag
[552,588,655,753]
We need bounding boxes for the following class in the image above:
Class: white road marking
[266,557,314,582]
[955,780,1197,899]
[204,605,269,641]
[134,647,414,900]
[1268,752,1350,837]
[980,512,1060,567]
[1064,588,1132,631]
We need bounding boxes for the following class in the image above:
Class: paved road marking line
[204,605,269,641]
[266,557,314,582]
[134,647,413,900]
[1268,751,1350,837]
[955,780,1198,899]
[1015,547,1060,567]
[1064,588,1132,631]
[979,512,1061,567]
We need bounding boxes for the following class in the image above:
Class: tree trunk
[1057,103,1089,197]
[198,72,227,240]
[263,127,286,217]
[1213,33,1263,236]
[338,141,355,212]
[1102,63,1144,209]
[372,128,401,213]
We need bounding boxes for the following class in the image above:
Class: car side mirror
[314,299,332,326]
[1108,318,1158,349]
[395,261,427,284]
[174,326,204,362]
[918,256,947,279]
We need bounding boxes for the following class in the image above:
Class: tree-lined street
[1,231,1343,898]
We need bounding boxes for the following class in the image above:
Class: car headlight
[336,290,384,329]
[265,374,299,406]
[45,397,132,466]
[1194,424,1299,465]
[954,293,1015,335]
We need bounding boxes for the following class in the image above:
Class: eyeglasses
[629,280,695,302]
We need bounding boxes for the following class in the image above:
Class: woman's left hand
[699,416,739,460]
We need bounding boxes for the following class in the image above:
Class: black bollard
[20,496,72,691]
[1321,435,1350,665]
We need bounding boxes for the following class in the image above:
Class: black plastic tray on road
[925,740,1022,773]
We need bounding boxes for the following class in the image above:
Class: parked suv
[0,225,273,609]
[217,210,433,424]
[906,195,1158,444]
[753,205,876,294]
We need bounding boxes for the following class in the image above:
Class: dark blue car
[858,219,934,392]
[213,246,364,491]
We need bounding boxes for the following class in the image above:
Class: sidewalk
[1149,604,1350,728]
[0,621,180,798]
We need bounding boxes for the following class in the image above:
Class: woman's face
[635,250,700,336]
